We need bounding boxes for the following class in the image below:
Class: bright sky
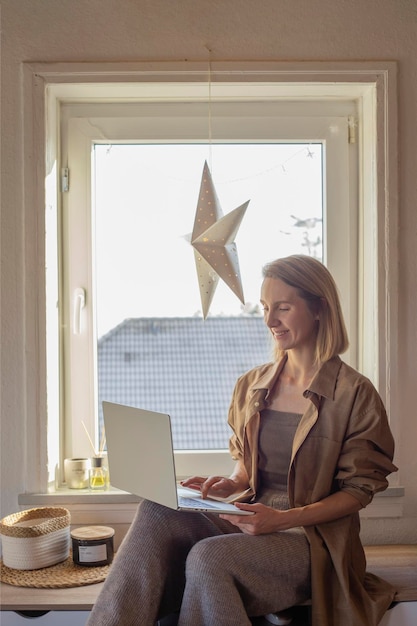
[94,143,323,337]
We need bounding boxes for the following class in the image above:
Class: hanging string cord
[206,46,213,171]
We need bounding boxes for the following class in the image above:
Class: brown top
[258,409,302,488]
[257,409,302,510]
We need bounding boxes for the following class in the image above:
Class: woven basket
[0,507,71,571]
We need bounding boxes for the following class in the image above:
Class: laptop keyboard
[178,496,222,510]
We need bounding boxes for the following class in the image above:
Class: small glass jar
[89,456,108,491]
[71,526,114,567]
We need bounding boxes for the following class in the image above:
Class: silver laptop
[103,401,253,515]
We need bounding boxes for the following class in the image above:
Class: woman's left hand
[221,491,364,534]
[220,502,290,535]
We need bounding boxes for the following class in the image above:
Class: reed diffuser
[82,421,109,491]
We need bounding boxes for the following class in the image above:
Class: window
[34,65,397,491]
[57,88,357,482]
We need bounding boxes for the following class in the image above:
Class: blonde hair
[262,255,349,363]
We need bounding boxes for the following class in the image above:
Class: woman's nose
[265,310,278,327]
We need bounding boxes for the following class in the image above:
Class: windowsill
[18,487,143,529]
[19,486,141,506]
[359,485,405,519]
[18,485,405,521]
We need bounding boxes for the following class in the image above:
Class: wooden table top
[1,544,416,611]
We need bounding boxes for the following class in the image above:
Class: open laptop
[103,401,253,515]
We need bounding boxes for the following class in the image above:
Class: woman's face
[260,277,318,355]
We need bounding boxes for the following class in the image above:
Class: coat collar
[250,355,287,401]
[308,355,343,400]
[250,354,343,402]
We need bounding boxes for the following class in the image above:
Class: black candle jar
[71,525,114,567]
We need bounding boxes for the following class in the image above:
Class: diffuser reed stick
[81,420,106,456]
[99,429,106,456]
[81,421,97,456]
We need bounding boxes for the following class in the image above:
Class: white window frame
[21,61,398,493]
[62,99,354,475]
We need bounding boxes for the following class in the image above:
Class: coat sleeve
[335,381,397,507]
[227,376,247,461]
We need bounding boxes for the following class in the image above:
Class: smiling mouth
[272,330,289,338]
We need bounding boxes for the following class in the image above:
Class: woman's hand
[181,460,250,500]
[220,491,363,535]
[220,502,290,535]
[180,475,244,499]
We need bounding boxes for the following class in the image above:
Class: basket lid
[71,525,114,540]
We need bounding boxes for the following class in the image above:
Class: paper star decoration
[191,161,250,318]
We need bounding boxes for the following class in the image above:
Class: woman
[87,255,396,626]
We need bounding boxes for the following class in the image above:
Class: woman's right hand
[181,475,243,499]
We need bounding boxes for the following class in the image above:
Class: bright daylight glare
[93,143,323,449]
[93,143,323,337]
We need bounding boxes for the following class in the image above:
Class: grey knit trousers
[86,500,311,626]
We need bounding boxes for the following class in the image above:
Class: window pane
[94,144,323,449]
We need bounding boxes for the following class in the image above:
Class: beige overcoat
[227,355,397,626]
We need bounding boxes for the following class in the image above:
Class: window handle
[73,288,86,335]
